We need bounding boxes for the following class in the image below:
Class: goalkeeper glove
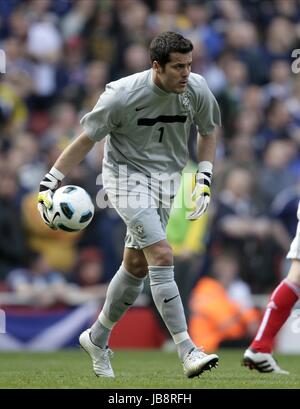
[37,167,64,228]
[187,161,212,220]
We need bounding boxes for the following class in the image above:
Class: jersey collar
[148,69,170,97]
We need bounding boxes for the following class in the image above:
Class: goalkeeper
[37,31,221,378]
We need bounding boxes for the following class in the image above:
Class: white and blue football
[49,185,94,232]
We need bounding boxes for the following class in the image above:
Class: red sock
[250,279,300,353]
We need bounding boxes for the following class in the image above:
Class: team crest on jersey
[134,223,145,237]
[180,91,191,111]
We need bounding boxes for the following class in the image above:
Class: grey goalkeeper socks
[177,338,196,361]
[90,264,144,348]
[90,320,110,349]
[148,265,196,360]
[148,265,188,338]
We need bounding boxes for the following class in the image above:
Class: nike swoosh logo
[163,294,179,303]
[135,106,148,111]
[124,302,133,306]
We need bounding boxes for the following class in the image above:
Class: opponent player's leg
[143,239,219,378]
[243,259,300,374]
[80,248,147,377]
[244,205,300,374]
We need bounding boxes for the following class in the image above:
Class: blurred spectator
[214,133,258,192]
[234,109,261,141]
[26,15,62,107]
[189,251,260,352]
[263,60,293,103]
[258,139,297,207]
[55,247,109,305]
[242,85,264,113]
[225,21,267,84]
[0,165,27,279]
[190,39,226,94]
[65,247,108,303]
[56,36,86,104]
[111,0,151,77]
[120,43,150,77]
[271,179,300,276]
[264,17,297,64]
[256,98,293,156]
[182,1,223,60]
[0,73,29,149]
[84,4,116,65]
[58,60,109,112]
[214,0,246,28]
[208,166,276,291]
[8,131,45,194]
[147,0,190,37]
[272,181,300,244]
[81,60,109,110]
[256,0,300,24]
[61,0,97,41]
[42,101,81,147]
[287,79,300,127]
[117,1,151,43]
[6,250,67,307]
[3,36,34,84]
[216,57,248,139]
[7,4,30,41]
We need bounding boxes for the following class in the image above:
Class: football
[49,185,94,232]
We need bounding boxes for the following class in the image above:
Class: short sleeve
[80,84,122,141]
[194,79,221,136]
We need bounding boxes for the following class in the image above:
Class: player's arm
[53,132,95,176]
[196,129,217,164]
[38,85,121,227]
[188,75,220,220]
[187,130,217,220]
[37,132,95,227]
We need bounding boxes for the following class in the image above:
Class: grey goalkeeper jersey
[81,69,221,176]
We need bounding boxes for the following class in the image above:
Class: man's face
[154,52,192,94]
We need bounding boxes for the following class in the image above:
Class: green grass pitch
[0,349,299,389]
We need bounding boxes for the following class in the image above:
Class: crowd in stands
[1,0,300,347]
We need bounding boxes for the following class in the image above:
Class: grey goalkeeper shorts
[102,165,174,249]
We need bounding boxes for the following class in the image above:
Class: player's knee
[125,254,148,278]
[149,242,173,266]
[287,259,300,286]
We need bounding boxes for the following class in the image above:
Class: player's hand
[187,162,212,220]
[37,168,64,228]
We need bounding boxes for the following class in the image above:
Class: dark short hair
[149,31,193,67]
